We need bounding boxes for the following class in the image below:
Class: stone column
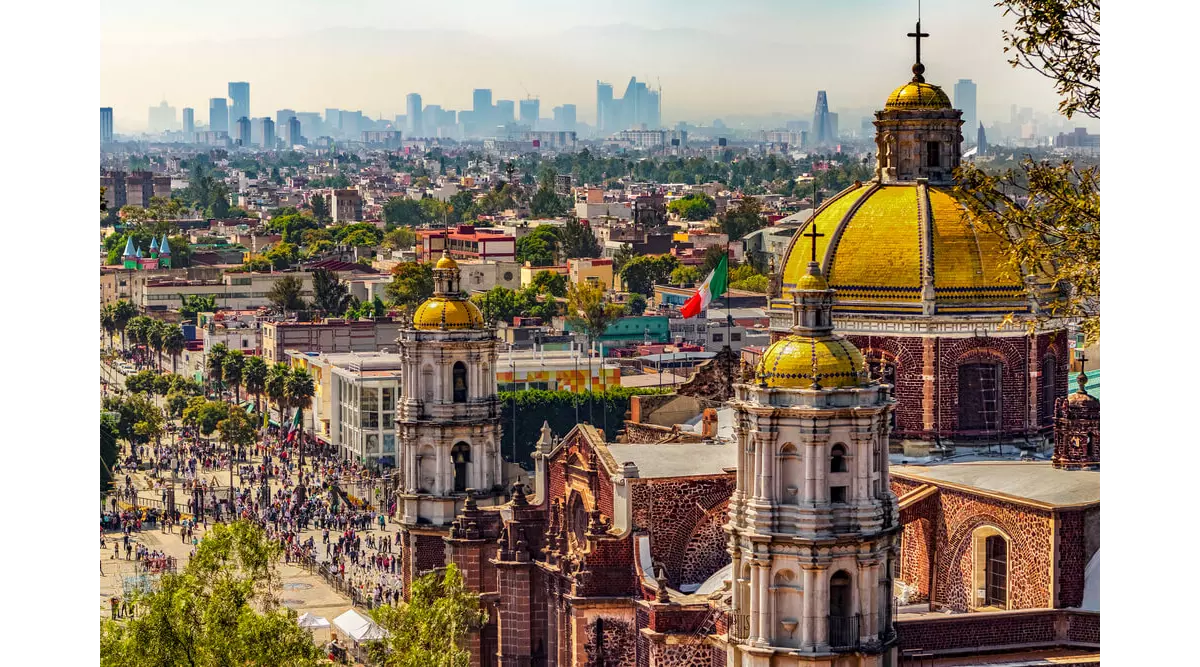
[759,434,774,503]
[803,441,816,504]
[748,563,761,641]
[801,566,817,650]
[922,338,936,435]
[857,560,875,639]
[812,566,829,649]
[757,561,771,645]
[495,560,532,667]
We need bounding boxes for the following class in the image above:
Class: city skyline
[100,0,1096,134]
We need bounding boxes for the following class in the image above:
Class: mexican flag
[285,407,302,443]
[680,254,727,319]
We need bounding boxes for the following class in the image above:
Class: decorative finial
[810,339,822,390]
[802,221,825,264]
[907,16,930,83]
[1075,351,1090,395]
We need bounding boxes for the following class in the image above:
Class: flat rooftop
[604,440,736,479]
[891,461,1099,509]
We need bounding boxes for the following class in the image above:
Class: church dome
[755,334,864,389]
[412,295,485,330]
[436,254,459,270]
[778,183,1031,316]
[885,81,952,110]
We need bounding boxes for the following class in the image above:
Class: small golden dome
[412,296,484,330]
[755,334,864,389]
[435,254,459,270]
[885,81,952,110]
[795,264,829,291]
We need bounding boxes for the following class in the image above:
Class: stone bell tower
[395,251,508,595]
[726,226,900,666]
[1052,364,1099,470]
[874,20,963,185]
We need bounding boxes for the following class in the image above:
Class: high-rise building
[472,89,493,126]
[276,108,296,131]
[260,117,275,148]
[954,79,977,144]
[182,108,195,135]
[296,112,323,140]
[495,99,515,126]
[209,98,229,133]
[552,104,577,132]
[596,81,613,134]
[100,107,114,143]
[287,116,303,146]
[977,122,988,155]
[236,116,252,146]
[519,98,540,128]
[228,82,250,127]
[812,91,831,145]
[147,101,177,133]
[325,108,341,135]
[827,112,839,143]
[406,93,423,137]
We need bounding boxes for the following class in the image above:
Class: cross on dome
[907,20,930,82]
[803,221,825,263]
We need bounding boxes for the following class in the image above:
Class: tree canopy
[266,275,307,312]
[619,254,680,297]
[367,564,486,667]
[387,262,434,310]
[668,193,716,221]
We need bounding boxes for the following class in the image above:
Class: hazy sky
[101,0,1091,132]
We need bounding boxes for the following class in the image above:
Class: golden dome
[794,266,829,291]
[412,295,484,330]
[755,334,864,389]
[778,183,1028,316]
[435,254,459,270]
[885,81,952,110]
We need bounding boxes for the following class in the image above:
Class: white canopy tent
[333,609,387,643]
[297,612,331,629]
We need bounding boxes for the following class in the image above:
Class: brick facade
[894,609,1098,655]
[630,477,735,588]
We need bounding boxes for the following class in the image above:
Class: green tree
[612,243,636,275]
[147,319,168,370]
[368,564,487,667]
[559,217,602,259]
[207,343,229,393]
[223,350,246,403]
[264,242,300,270]
[101,413,120,497]
[266,363,290,428]
[101,305,118,351]
[242,356,268,417]
[266,275,307,312]
[719,197,767,241]
[183,398,230,440]
[284,367,316,468]
[701,245,729,275]
[112,301,138,352]
[998,0,1098,120]
[311,268,353,316]
[310,193,331,221]
[382,227,417,251]
[515,235,555,267]
[530,184,570,218]
[218,407,257,489]
[179,294,218,321]
[100,520,323,667]
[471,287,527,325]
[668,193,716,221]
[529,270,567,298]
[565,281,626,386]
[628,293,648,316]
[382,197,424,226]
[386,262,434,311]
[164,391,191,419]
[619,254,680,297]
[163,325,186,374]
[729,274,769,293]
[670,265,702,286]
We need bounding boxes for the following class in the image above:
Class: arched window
[829,570,853,617]
[417,445,436,493]
[452,361,468,403]
[567,493,588,548]
[985,535,1008,607]
[421,365,434,403]
[830,444,848,473]
[1040,355,1057,425]
[779,444,801,507]
[451,442,471,493]
[958,362,1002,432]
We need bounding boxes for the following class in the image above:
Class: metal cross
[803,222,824,263]
[908,20,929,66]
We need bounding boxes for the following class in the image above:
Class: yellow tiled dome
[435,254,459,270]
[412,296,484,330]
[794,268,828,291]
[885,81,952,110]
[778,184,1027,316]
[755,334,864,389]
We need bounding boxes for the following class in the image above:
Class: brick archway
[679,499,731,585]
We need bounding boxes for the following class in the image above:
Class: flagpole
[725,238,732,397]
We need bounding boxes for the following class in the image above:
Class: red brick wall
[895,609,1098,654]
[1035,331,1070,428]
[850,335,924,436]
[893,478,934,602]
[937,336,1028,435]
[1056,509,1090,608]
[576,535,638,598]
[891,478,1054,611]
[630,475,735,588]
[582,615,637,667]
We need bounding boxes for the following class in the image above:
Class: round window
[503,271,514,281]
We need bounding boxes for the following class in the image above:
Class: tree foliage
[529,270,567,298]
[387,262,434,310]
[310,268,353,316]
[998,0,1099,120]
[719,197,767,241]
[559,217,602,259]
[670,265,702,286]
[100,520,322,667]
[368,564,486,667]
[565,282,626,342]
[619,254,680,297]
[515,226,560,267]
[101,413,120,495]
[499,388,668,462]
[668,193,716,221]
[266,275,307,312]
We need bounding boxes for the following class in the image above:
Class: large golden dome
[435,254,459,270]
[755,334,864,389]
[885,81,952,110]
[778,183,1030,316]
[412,296,484,330]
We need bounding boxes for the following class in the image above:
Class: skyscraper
[519,98,540,128]
[276,109,296,130]
[228,82,250,127]
[472,88,493,127]
[596,82,613,134]
[495,99,515,126]
[977,122,988,155]
[287,116,303,146]
[147,101,177,133]
[260,118,275,149]
[100,107,114,143]
[236,116,251,145]
[812,91,831,145]
[209,98,229,133]
[954,79,977,144]
[553,104,577,132]
[182,108,195,135]
[406,93,423,137]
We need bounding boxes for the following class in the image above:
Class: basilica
[389,30,1099,667]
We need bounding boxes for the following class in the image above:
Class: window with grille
[985,535,1008,607]
[958,363,1001,432]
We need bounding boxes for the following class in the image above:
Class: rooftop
[605,440,736,479]
[891,461,1099,509]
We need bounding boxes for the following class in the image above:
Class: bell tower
[727,227,900,666]
[395,250,509,595]
[874,20,963,184]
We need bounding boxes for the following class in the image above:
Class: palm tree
[207,343,229,396]
[243,356,268,419]
[113,301,137,353]
[126,316,151,367]
[223,350,246,404]
[266,363,290,430]
[148,319,167,371]
[163,325,185,374]
[284,367,316,469]
[100,305,116,352]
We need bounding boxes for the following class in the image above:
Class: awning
[332,609,387,643]
[297,612,331,629]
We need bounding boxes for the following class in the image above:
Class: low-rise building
[262,317,405,364]
[567,257,614,290]
[331,188,363,222]
[132,271,313,313]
